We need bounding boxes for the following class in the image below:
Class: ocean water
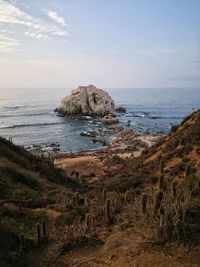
[0,87,199,152]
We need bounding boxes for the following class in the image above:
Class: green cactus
[75,192,80,205]
[102,188,107,203]
[36,223,41,245]
[42,221,46,237]
[19,204,22,215]
[124,190,129,204]
[171,181,177,200]
[84,213,90,232]
[158,175,164,190]
[72,196,76,206]
[160,160,164,174]
[105,198,111,223]
[19,234,25,248]
[141,193,147,214]
[84,197,89,206]
[184,165,190,179]
[154,190,164,214]
[18,234,25,256]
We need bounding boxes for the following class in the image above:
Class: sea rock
[101,114,119,124]
[143,129,150,135]
[124,119,131,126]
[115,107,126,113]
[108,125,124,133]
[80,131,97,138]
[56,85,115,116]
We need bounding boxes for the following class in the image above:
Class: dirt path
[55,224,200,267]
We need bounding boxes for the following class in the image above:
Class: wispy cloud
[46,10,66,26]
[139,48,177,57]
[0,0,69,52]
[24,31,48,40]
[0,32,20,53]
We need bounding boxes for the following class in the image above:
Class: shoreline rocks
[115,106,126,113]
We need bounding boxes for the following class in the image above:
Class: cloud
[46,10,66,26]
[0,32,20,53]
[139,48,177,57]
[0,1,69,43]
[24,31,48,40]
[53,31,68,36]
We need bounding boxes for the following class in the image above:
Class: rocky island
[56,85,115,117]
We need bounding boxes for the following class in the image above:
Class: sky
[0,0,199,88]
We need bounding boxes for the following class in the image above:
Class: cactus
[124,190,129,204]
[18,234,25,256]
[141,193,147,214]
[171,181,177,199]
[84,197,89,206]
[72,196,76,206]
[75,192,80,205]
[19,234,25,247]
[160,160,164,174]
[42,221,46,237]
[154,190,164,214]
[19,204,22,215]
[184,165,190,179]
[158,175,164,190]
[36,223,41,245]
[105,198,111,223]
[102,188,107,203]
[84,213,90,232]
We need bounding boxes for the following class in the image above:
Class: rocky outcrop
[115,107,126,113]
[101,114,119,124]
[56,85,115,116]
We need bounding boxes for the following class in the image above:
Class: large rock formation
[56,85,115,116]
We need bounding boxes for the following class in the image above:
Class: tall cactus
[154,190,164,214]
[124,190,129,204]
[141,193,147,214]
[105,198,111,223]
[159,175,164,190]
[184,165,190,179]
[84,213,90,232]
[75,192,80,205]
[102,188,107,203]
[171,181,177,200]
[160,160,164,174]
[18,234,25,256]
[42,221,46,237]
[36,223,41,245]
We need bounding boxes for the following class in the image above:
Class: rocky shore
[27,85,164,161]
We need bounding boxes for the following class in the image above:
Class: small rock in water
[101,114,119,124]
[115,106,126,113]
[124,119,131,126]
[143,129,150,135]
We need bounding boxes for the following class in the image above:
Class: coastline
[25,128,163,183]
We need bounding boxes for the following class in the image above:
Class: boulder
[115,106,126,113]
[101,114,119,124]
[124,119,131,126]
[56,85,115,116]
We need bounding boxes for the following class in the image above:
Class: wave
[0,125,15,129]
[3,105,27,109]
[130,111,183,120]
[0,121,63,129]
[0,111,53,118]
[131,112,149,118]
[149,116,183,120]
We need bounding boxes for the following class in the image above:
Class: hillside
[0,110,200,267]
[0,137,78,266]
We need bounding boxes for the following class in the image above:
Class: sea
[0,87,199,152]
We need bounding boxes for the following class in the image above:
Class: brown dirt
[56,225,200,267]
